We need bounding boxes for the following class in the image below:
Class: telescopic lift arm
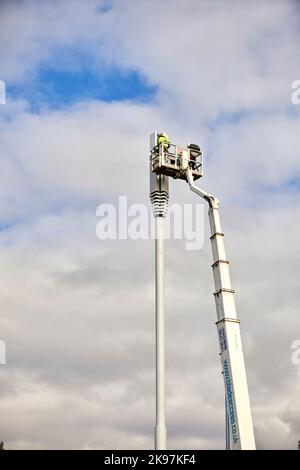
[186,168,256,450]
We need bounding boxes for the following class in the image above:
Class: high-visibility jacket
[157,133,170,149]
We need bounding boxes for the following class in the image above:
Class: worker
[187,143,201,170]
[157,132,170,151]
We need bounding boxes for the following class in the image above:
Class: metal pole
[149,135,169,449]
[149,134,169,449]
[155,214,167,450]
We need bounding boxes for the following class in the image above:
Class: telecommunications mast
[149,133,169,450]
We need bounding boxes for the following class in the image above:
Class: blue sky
[8,65,157,111]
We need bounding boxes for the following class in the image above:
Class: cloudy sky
[0,0,300,450]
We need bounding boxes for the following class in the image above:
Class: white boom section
[186,169,256,450]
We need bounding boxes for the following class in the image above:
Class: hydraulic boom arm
[186,169,256,450]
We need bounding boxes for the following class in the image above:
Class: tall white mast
[150,132,169,450]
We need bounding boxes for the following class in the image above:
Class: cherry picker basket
[150,143,202,181]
